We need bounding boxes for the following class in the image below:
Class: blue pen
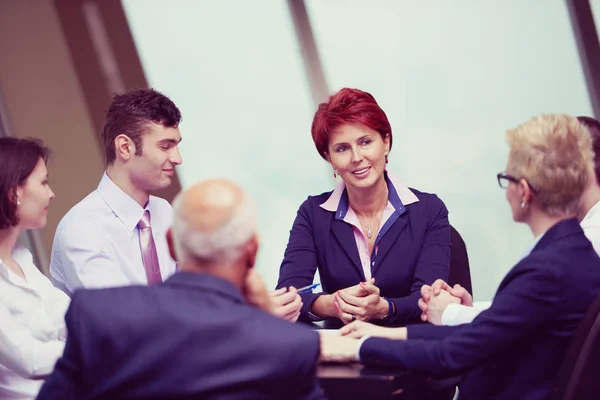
[297,283,320,294]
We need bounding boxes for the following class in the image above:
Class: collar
[97,172,157,231]
[530,218,582,254]
[163,272,245,303]
[581,199,600,228]
[9,244,31,264]
[0,244,33,285]
[320,170,419,219]
[521,231,545,259]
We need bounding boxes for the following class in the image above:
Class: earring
[16,199,20,206]
[385,155,389,164]
[520,201,527,209]
[333,170,337,178]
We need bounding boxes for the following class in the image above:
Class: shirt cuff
[307,310,325,321]
[441,301,491,326]
[473,301,492,311]
[356,335,371,362]
[300,292,324,322]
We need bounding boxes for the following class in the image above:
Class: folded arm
[360,261,560,375]
[0,302,65,379]
[37,296,84,399]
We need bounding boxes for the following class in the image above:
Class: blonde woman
[320,114,600,400]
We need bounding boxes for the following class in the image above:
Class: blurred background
[1,0,600,301]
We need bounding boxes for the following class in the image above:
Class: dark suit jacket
[37,273,323,400]
[277,177,450,326]
[360,218,600,400]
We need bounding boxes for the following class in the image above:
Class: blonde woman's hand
[340,320,407,340]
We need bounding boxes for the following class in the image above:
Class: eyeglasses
[496,172,539,194]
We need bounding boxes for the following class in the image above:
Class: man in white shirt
[420,115,600,326]
[50,88,183,296]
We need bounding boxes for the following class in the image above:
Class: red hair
[311,88,393,160]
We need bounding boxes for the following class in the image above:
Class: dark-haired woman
[0,138,69,399]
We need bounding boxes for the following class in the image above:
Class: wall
[0,0,105,273]
[124,0,593,299]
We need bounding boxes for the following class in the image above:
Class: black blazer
[37,273,323,400]
[360,218,600,400]
[277,176,450,326]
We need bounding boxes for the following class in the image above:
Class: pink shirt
[319,171,419,280]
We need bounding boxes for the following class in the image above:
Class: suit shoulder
[508,252,563,283]
[408,188,445,205]
[295,191,335,216]
[406,188,448,217]
[524,238,600,278]
[250,308,318,337]
[245,309,320,353]
[70,285,149,318]
[301,191,334,207]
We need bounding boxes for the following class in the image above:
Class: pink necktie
[138,210,162,284]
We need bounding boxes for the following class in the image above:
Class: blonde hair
[506,114,594,216]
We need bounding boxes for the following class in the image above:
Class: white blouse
[0,245,70,400]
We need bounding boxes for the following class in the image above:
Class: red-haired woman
[275,88,451,327]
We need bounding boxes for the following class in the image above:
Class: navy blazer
[277,174,450,326]
[360,218,600,400]
[37,273,324,400]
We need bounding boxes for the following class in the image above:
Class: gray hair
[171,190,257,264]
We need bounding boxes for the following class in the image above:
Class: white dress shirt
[441,301,492,326]
[441,207,600,326]
[50,173,177,296]
[580,199,600,253]
[0,245,70,400]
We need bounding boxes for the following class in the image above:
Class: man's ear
[114,134,134,161]
[244,234,259,270]
[166,228,178,262]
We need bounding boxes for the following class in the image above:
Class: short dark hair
[0,137,49,229]
[100,88,182,164]
[578,116,600,184]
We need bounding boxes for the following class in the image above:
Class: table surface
[310,322,460,398]
[317,362,460,400]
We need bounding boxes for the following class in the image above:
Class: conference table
[312,322,460,399]
[317,362,460,400]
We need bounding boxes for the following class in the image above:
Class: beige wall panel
[0,0,105,273]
